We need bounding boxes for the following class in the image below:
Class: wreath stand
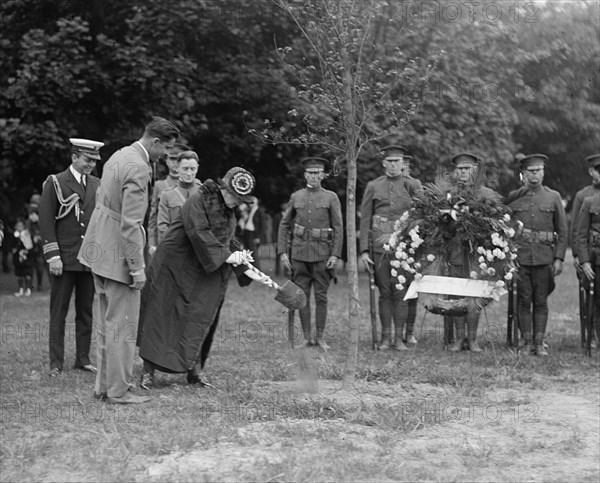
[404,275,504,349]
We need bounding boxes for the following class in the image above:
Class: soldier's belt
[520,228,555,243]
[293,224,333,241]
[372,215,397,233]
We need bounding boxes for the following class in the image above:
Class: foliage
[511,1,600,198]
[249,1,436,166]
[0,0,298,221]
[1,0,598,222]
[382,8,523,190]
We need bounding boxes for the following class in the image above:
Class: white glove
[226,250,249,266]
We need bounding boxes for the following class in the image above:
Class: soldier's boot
[379,330,392,351]
[404,299,418,343]
[392,316,407,351]
[535,332,548,356]
[518,332,533,355]
[299,305,313,346]
[448,320,465,352]
[467,317,482,353]
[392,333,408,351]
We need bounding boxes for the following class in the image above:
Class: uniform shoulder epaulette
[162,184,177,193]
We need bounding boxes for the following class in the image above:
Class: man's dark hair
[144,116,180,142]
[177,151,199,163]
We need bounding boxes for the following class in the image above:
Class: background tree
[0,0,297,221]
[249,0,436,384]
[511,0,600,200]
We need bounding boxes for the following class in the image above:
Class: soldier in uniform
[446,153,500,353]
[570,154,600,348]
[574,160,600,348]
[278,157,343,348]
[39,138,103,377]
[571,154,600,266]
[506,154,568,356]
[157,150,202,244]
[360,145,423,350]
[147,142,189,255]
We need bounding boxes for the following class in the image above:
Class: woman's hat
[219,167,256,204]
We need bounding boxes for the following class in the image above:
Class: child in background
[13,218,34,297]
[26,204,46,291]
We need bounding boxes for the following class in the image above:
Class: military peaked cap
[302,157,329,171]
[519,154,548,170]
[69,138,104,160]
[451,152,481,167]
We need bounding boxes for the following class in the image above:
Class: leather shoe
[519,343,533,355]
[378,337,392,350]
[93,391,107,401]
[106,393,151,404]
[48,368,62,377]
[406,335,418,344]
[76,364,97,374]
[186,373,215,388]
[535,344,548,357]
[448,340,464,352]
[140,372,154,390]
[391,341,409,351]
[314,340,329,351]
[468,340,483,353]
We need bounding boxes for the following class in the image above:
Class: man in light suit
[39,138,102,377]
[79,117,180,404]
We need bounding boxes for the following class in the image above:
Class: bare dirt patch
[135,380,600,482]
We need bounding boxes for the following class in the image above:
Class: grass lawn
[1,247,598,482]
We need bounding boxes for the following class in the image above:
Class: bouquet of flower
[384,175,521,315]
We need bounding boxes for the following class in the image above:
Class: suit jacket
[39,167,100,271]
[78,143,152,284]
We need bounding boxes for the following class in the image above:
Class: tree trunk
[342,150,361,387]
[340,65,361,387]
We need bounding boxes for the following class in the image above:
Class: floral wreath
[384,174,521,315]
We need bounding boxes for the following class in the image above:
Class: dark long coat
[137,180,250,373]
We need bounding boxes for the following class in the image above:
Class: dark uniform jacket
[506,185,568,266]
[575,193,600,266]
[157,179,203,244]
[359,175,423,254]
[39,167,99,271]
[570,184,600,258]
[278,186,343,262]
[148,174,178,247]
